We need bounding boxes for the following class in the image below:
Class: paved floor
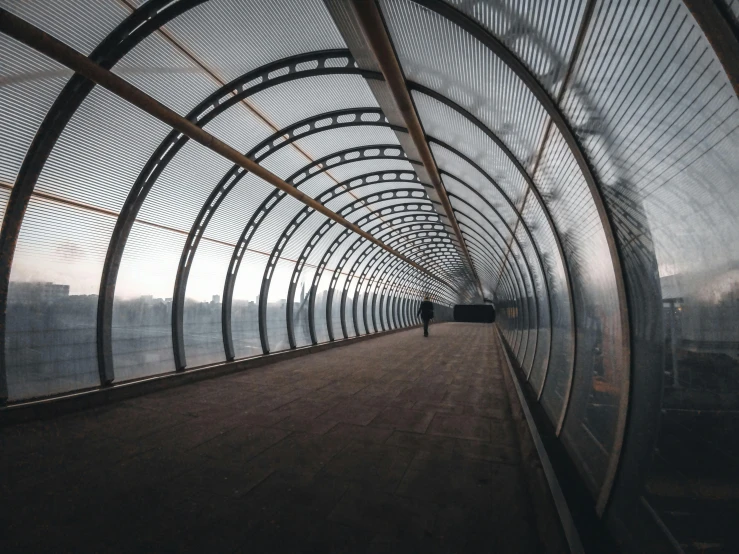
[1,323,545,553]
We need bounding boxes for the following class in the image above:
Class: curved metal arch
[335,217,447,338]
[253,173,426,353]
[415,94,576,382]
[225,183,437,355]
[390,265,431,329]
[460,237,522,350]
[0,0,205,395]
[436,146,562,398]
[445,196,529,305]
[182,83,574,364]
[453,212,528,328]
[286,143,418,185]
[427,120,573,352]
[442,166,551,379]
[327,219,450,340]
[278,190,446,349]
[358,235,458,333]
[251,79,571,342]
[449,218,521,319]
[381,251,458,330]
[414,0,631,511]
[376,256,412,332]
[449,193,540,372]
[325,231,457,339]
[339,211,457,324]
[111,50,380,374]
[172,108,398,366]
[300,203,449,343]
[429,118,573,411]
[461,227,530,358]
[216,166,433,359]
[340,214,451,336]
[381,261,413,331]
[371,238,462,322]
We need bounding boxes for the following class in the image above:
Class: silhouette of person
[417,295,434,337]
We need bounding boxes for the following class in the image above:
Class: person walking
[417,295,434,337]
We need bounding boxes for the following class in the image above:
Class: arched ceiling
[1,1,739,539]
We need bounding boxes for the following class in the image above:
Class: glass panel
[231,251,264,359]
[292,266,315,348]
[443,0,587,98]
[144,0,345,83]
[314,266,332,343]
[6,198,114,399]
[266,258,293,352]
[382,0,550,166]
[561,0,739,543]
[112,223,183,381]
[182,241,230,368]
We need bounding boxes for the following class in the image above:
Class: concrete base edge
[495,326,583,554]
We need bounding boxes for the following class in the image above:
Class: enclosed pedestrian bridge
[1,1,738,552]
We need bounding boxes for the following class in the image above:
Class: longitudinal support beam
[345,0,483,300]
[0,9,450,301]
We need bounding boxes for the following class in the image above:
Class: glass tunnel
[0,0,738,552]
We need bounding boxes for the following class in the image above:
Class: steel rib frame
[334,215,446,338]
[347,221,449,336]
[324,216,446,340]
[292,193,441,345]
[0,13,458,401]
[450,196,539,371]
[158,86,565,377]
[444,181,546,373]
[430,145,559,398]
[382,260,412,331]
[451,194,538,367]
[0,0,580,460]
[223,152,438,357]
[414,90,576,402]
[306,204,444,343]
[346,0,483,298]
[454,219,528,356]
[380,247,457,330]
[414,0,631,512]
[208,99,560,378]
[322,209,444,340]
[0,0,204,398]
[0,2,584,410]
[251,173,428,353]
[282,195,451,348]
[301,144,553,359]
[292,211,442,346]
[174,107,401,365]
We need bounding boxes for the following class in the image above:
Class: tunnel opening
[1,1,738,552]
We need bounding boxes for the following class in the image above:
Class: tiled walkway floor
[2,323,544,553]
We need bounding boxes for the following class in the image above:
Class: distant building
[9,281,70,303]
[211,295,221,304]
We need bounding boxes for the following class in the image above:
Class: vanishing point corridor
[2,0,739,551]
[2,323,550,552]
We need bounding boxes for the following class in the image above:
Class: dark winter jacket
[417,300,434,320]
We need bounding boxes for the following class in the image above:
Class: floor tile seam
[274,400,346,425]
[194,426,296,460]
